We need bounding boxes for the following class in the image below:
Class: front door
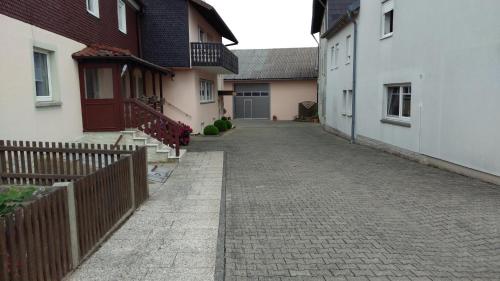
[244,99,253,119]
[80,64,123,131]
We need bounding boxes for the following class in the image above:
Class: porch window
[86,0,99,18]
[84,68,114,99]
[33,50,53,102]
[386,84,411,120]
[200,79,214,103]
[117,0,127,34]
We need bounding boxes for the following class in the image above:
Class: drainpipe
[347,10,358,144]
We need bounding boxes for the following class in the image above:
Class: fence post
[0,141,4,185]
[128,156,136,209]
[53,182,80,268]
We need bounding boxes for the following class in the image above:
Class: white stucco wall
[0,15,85,142]
[325,24,355,137]
[324,0,500,177]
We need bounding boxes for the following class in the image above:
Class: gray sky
[205,0,317,50]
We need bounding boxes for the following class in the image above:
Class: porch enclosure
[0,141,148,281]
[78,62,182,156]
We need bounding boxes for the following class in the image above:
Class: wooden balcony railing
[191,42,239,74]
[123,99,181,156]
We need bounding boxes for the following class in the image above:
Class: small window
[244,92,251,97]
[236,93,243,96]
[33,50,53,102]
[86,0,99,17]
[382,0,394,37]
[341,90,353,117]
[117,0,127,34]
[198,28,206,42]
[200,79,214,103]
[342,90,347,116]
[386,84,411,120]
[334,43,340,68]
[260,92,269,97]
[346,90,353,116]
[346,35,352,64]
[330,46,335,68]
[252,92,260,97]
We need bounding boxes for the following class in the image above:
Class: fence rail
[0,140,149,281]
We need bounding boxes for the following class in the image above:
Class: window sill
[87,10,100,19]
[380,118,411,128]
[200,101,215,105]
[35,101,62,108]
[380,33,393,40]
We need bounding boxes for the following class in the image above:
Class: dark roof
[189,0,238,44]
[311,0,326,34]
[311,0,356,34]
[322,0,360,39]
[72,44,172,74]
[224,48,318,81]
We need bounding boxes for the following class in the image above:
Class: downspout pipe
[347,10,358,144]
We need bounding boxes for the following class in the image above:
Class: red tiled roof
[72,44,133,58]
[72,44,172,74]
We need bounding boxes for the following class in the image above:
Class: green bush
[0,186,36,216]
[224,120,233,130]
[214,120,227,132]
[203,125,220,135]
[221,116,228,121]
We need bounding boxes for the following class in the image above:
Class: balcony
[191,42,239,74]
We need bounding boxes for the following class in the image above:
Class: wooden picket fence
[0,189,71,281]
[0,140,149,281]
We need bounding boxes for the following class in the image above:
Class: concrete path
[68,152,224,281]
[190,121,500,281]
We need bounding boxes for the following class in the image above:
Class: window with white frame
[346,35,352,63]
[86,0,99,17]
[335,43,340,67]
[342,90,347,115]
[117,0,127,33]
[330,46,335,68]
[382,0,394,37]
[198,28,206,42]
[386,84,411,120]
[346,90,353,116]
[33,50,53,102]
[342,90,353,117]
[200,79,214,103]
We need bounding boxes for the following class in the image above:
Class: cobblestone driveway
[190,121,500,281]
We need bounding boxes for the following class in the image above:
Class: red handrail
[124,99,181,156]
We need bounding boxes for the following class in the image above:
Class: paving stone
[190,120,500,281]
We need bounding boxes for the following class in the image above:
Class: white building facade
[318,0,500,183]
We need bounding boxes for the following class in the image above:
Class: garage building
[223,48,318,120]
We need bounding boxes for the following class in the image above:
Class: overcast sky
[205,0,318,50]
